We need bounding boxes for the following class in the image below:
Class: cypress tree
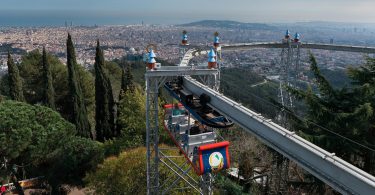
[42,47,56,110]
[7,51,24,102]
[116,62,135,136]
[95,40,115,141]
[66,34,92,138]
[120,62,135,97]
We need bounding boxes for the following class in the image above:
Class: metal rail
[222,42,375,53]
[302,43,375,53]
[182,76,375,195]
[189,42,375,57]
[145,66,218,77]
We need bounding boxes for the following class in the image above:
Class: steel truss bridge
[146,42,375,195]
[189,42,375,53]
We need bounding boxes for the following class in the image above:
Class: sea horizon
[1,10,375,28]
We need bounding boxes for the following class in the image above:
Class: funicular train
[163,77,233,175]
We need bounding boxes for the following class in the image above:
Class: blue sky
[1,0,375,24]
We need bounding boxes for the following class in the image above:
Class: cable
[260,92,375,152]
[230,90,375,153]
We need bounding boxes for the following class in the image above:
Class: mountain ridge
[180,20,276,30]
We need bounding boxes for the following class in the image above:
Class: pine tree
[347,57,375,175]
[7,51,24,102]
[288,54,374,173]
[285,54,375,193]
[66,34,92,138]
[95,40,115,141]
[42,47,56,110]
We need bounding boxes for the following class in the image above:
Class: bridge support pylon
[278,40,301,123]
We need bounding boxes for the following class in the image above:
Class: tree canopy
[289,54,375,174]
[0,49,96,128]
[116,86,146,144]
[85,146,197,195]
[347,57,375,174]
[0,100,103,190]
[85,147,147,195]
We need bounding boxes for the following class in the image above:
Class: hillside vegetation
[1,33,374,194]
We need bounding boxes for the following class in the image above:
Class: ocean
[0,10,190,27]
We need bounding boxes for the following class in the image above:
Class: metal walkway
[179,49,195,66]
[182,76,375,195]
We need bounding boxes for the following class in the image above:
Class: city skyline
[1,0,375,26]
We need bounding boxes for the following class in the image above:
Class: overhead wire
[230,88,375,153]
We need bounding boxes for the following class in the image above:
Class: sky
[0,0,375,26]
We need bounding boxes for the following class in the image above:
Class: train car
[163,103,231,175]
[198,141,230,174]
[164,79,233,129]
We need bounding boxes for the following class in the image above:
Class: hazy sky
[1,0,375,24]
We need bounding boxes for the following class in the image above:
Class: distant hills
[181,20,375,31]
[181,20,276,30]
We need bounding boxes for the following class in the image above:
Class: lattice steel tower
[271,30,301,194]
[145,34,220,194]
[278,31,301,120]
